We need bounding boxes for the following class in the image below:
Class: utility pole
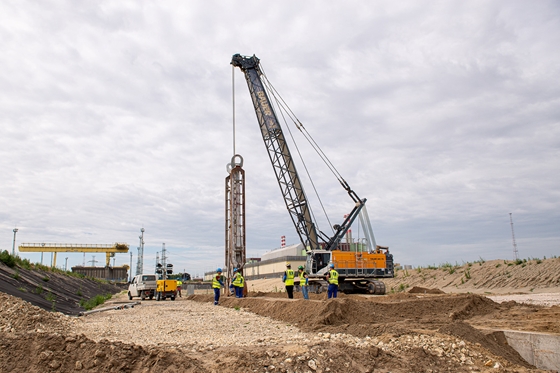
[65,257,69,271]
[12,228,18,256]
[509,213,519,260]
[129,252,133,282]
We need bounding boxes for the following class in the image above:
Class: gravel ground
[70,294,325,351]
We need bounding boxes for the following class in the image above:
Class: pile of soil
[408,286,445,294]
[187,292,558,370]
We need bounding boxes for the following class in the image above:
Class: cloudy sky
[1,1,558,277]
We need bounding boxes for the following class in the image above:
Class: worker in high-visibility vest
[232,268,245,298]
[177,279,183,297]
[298,265,309,300]
[212,268,225,305]
[325,263,339,299]
[282,262,295,299]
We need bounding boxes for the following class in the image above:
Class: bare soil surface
[1,257,559,372]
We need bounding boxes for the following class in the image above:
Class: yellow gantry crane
[18,243,129,267]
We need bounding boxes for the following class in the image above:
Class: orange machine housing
[332,250,388,271]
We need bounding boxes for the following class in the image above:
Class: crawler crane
[231,54,394,294]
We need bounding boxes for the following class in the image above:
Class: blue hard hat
[329,263,335,268]
[233,268,238,272]
[217,268,222,272]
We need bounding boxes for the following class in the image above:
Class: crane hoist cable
[260,66,352,236]
[260,68,348,186]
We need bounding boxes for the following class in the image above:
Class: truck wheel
[171,296,176,301]
[149,295,153,300]
[128,292,132,300]
[141,291,146,300]
[156,292,161,301]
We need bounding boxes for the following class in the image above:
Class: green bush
[0,251,16,268]
[15,256,32,270]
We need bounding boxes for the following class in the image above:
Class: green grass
[79,293,113,311]
[46,292,55,302]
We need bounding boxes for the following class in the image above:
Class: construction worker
[177,279,183,297]
[298,265,309,300]
[212,268,225,305]
[325,263,339,299]
[282,262,295,299]
[232,268,245,298]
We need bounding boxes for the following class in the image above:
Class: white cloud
[1,1,559,275]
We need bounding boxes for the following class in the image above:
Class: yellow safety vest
[177,280,183,287]
[285,269,295,286]
[299,271,308,286]
[327,269,339,285]
[212,274,222,289]
[233,272,244,287]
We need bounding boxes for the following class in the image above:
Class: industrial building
[205,243,306,281]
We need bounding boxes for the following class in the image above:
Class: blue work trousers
[327,284,338,299]
[213,288,220,305]
[235,286,243,298]
[301,285,309,300]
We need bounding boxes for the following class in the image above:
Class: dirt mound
[189,293,502,334]
[0,292,72,334]
[408,286,445,294]
[385,257,560,293]
[438,322,531,368]
[185,292,560,369]
[0,332,204,373]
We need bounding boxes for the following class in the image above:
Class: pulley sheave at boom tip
[231,54,261,72]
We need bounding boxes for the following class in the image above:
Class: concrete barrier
[503,330,560,371]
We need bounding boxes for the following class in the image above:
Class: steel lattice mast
[509,213,519,260]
